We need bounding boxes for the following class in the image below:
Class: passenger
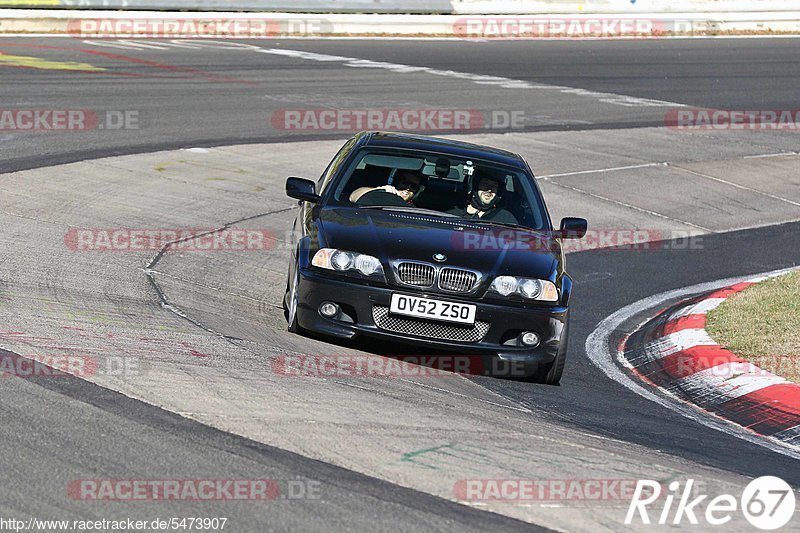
[449,174,518,224]
[350,169,426,206]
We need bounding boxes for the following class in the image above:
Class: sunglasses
[395,179,421,192]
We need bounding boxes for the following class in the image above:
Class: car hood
[317,207,559,281]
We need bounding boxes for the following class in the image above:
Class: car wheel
[284,266,303,334]
[530,319,569,385]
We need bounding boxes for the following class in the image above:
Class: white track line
[538,162,666,179]
[673,165,800,208]
[543,179,714,232]
[254,47,684,108]
[585,267,800,460]
[743,151,800,159]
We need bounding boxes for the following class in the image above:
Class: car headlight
[312,248,384,278]
[490,276,558,301]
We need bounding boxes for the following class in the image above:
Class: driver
[449,173,518,224]
[350,169,426,206]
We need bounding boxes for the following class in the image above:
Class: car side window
[317,138,355,195]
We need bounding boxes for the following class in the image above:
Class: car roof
[356,131,529,171]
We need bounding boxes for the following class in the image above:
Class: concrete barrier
[2,1,800,14]
[2,9,800,37]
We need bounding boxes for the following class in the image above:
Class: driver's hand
[378,185,398,195]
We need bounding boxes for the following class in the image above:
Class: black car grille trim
[397,262,435,286]
[386,213,487,231]
[439,268,478,292]
[372,306,490,343]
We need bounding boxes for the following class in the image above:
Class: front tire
[530,320,569,385]
[284,266,303,334]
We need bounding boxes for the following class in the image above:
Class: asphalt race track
[2,37,800,173]
[1,36,799,531]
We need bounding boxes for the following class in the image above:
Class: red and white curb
[620,272,800,448]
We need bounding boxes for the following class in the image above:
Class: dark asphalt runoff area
[1,36,799,531]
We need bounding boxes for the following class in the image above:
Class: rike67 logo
[626,476,796,530]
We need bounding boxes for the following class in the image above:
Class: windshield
[330,148,548,230]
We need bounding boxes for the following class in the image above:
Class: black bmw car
[283,132,586,384]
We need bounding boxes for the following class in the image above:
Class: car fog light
[319,302,339,318]
[519,332,540,347]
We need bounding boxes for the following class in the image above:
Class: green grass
[706,271,800,384]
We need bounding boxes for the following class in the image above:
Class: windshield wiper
[360,206,460,218]
[459,219,553,236]
[460,218,529,230]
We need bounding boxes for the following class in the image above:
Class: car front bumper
[294,268,568,369]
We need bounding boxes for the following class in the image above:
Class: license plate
[389,293,477,325]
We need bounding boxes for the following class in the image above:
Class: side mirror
[286,177,320,203]
[557,217,588,239]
